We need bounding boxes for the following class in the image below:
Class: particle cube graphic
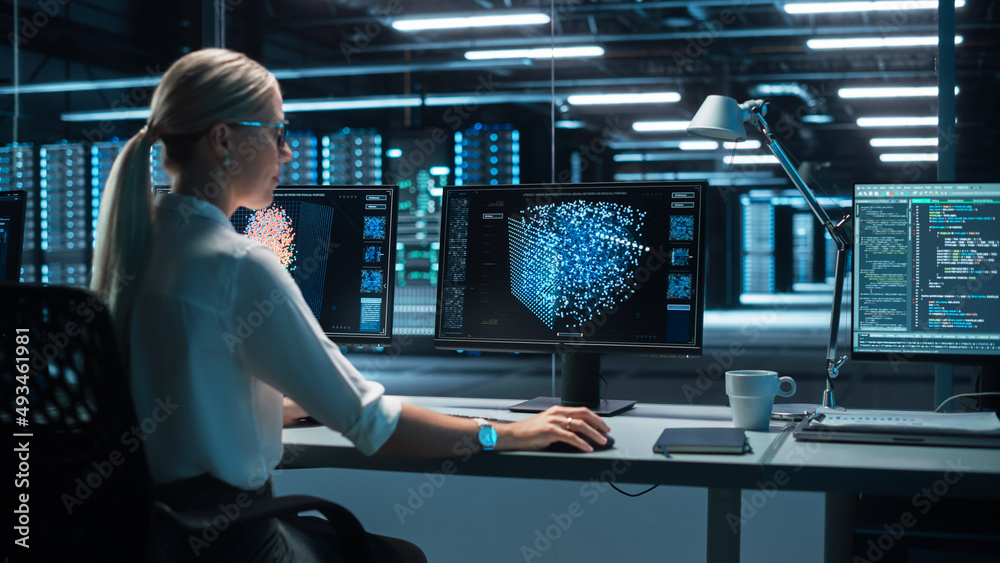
[508,200,646,329]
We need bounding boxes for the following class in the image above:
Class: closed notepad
[653,427,751,455]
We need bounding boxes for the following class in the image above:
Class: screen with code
[853,183,1000,362]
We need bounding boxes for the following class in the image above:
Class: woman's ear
[207,122,232,164]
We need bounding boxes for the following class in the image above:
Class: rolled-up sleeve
[230,244,401,455]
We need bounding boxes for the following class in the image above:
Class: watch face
[479,425,498,449]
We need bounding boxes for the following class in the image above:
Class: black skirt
[150,473,425,563]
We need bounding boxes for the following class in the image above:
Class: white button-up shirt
[129,193,400,489]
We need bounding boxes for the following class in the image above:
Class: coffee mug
[725,370,797,431]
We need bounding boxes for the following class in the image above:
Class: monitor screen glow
[435,182,707,357]
[852,183,1000,364]
[156,185,397,346]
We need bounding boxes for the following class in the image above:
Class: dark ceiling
[2,0,999,193]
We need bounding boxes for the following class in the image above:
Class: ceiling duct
[748,83,825,112]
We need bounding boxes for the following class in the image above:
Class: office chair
[0,283,375,562]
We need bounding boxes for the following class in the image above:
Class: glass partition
[1,2,995,319]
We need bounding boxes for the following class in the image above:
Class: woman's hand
[496,406,610,452]
[381,403,610,457]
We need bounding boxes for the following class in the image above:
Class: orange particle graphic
[246,206,297,272]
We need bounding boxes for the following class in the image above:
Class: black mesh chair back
[0,283,151,561]
[2,283,400,562]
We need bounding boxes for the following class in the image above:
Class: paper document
[809,407,1000,433]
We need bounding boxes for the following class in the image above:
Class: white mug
[725,370,797,431]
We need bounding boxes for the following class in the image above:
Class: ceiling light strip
[725,140,763,150]
[464,46,605,60]
[282,97,422,112]
[60,108,152,122]
[856,116,938,127]
[0,76,161,95]
[725,155,781,165]
[392,13,550,31]
[632,121,690,132]
[869,137,938,147]
[614,152,719,162]
[807,36,963,49]
[614,173,786,186]
[839,86,959,98]
[879,153,939,162]
[424,94,552,106]
[567,92,681,105]
[271,59,532,80]
[678,141,719,151]
[786,1,965,15]
[62,91,582,121]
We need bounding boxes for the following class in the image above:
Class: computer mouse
[542,433,615,453]
[286,416,322,428]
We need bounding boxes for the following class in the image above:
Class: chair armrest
[152,495,374,562]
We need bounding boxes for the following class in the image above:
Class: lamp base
[771,403,816,421]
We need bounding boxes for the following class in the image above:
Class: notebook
[653,427,751,456]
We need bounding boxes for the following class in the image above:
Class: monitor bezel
[154,185,398,347]
[850,182,1000,365]
[0,189,27,283]
[433,181,708,358]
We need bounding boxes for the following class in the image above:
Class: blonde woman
[92,48,608,561]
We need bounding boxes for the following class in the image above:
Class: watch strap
[473,417,496,451]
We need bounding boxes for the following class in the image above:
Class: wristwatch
[473,418,497,451]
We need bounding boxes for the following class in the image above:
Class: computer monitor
[435,182,707,415]
[852,183,1000,407]
[156,185,398,346]
[0,190,27,282]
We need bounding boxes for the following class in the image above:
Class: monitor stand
[508,353,636,417]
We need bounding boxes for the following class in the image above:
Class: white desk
[282,397,1000,562]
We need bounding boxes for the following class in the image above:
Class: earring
[221,154,231,167]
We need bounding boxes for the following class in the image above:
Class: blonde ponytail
[91,126,157,332]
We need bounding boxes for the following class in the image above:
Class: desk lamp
[687,95,851,409]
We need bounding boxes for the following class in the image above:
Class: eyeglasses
[231,120,289,150]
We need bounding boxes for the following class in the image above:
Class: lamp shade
[686,95,747,142]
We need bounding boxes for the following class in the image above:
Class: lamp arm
[747,111,850,404]
[748,112,850,252]
[824,242,850,407]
